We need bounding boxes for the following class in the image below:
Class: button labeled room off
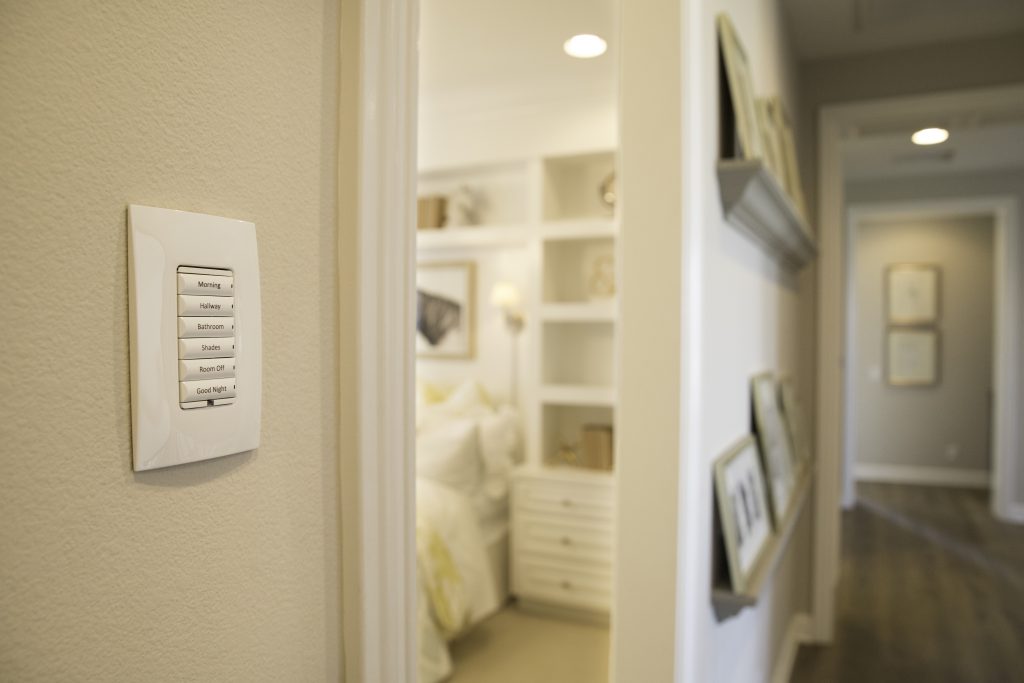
[177,295,234,316]
[179,378,237,403]
[178,357,237,381]
[178,316,235,338]
[177,272,234,296]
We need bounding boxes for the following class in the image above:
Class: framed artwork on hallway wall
[887,328,940,387]
[416,261,476,359]
[751,373,797,523]
[887,263,940,325]
[716,13,762,161]
[714,436,773,593]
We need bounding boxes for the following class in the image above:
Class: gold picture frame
[416,261,476,359]
[714,435,774,593]
[886,263,941,325]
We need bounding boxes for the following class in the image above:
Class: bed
[415,380,521,683]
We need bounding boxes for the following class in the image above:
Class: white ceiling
[782,0,1024,59]
[419,0,616,105]
[842,121,1024,181]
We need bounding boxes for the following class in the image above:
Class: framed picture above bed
[417,261,476,359]
[714,435,773,593]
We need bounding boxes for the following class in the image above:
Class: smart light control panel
[128,205,261,471]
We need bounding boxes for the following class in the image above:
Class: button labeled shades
[178,337,235,359]
[178,295,234,316]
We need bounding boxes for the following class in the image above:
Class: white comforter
[417,477,500,683]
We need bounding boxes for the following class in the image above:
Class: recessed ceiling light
[911,127,949,146]
[564,34,607,59]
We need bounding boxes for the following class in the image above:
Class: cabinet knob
[560,536,572,546]
[561,580,572,590]
[561,498,573,507]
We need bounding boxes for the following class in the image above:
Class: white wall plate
[128,205,262,471]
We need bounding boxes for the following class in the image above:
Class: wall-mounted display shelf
[717,159,816,270]
[539,219,618,241]
[540,384,616,407]
[540,301,617,323]
[416,224,533,251]
[711,467,813,621]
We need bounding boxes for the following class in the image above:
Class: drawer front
[514,557,611,612]
[515,478,612,522]
[514,514,612,566]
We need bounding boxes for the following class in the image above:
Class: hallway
[791,483,1024,682]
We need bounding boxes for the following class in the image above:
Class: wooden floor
[791,483,1024,683]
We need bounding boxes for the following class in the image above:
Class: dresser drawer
[514,514,612,566]
[514,557,611,612]
[515,478,612,522]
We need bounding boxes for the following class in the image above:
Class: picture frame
[886,264,940,325]
[751,373,797,523]
[887,328,940,387]
[416,261,476,359]
[714,435,774,593]
[717,14,763,161]
[778,377,811,475]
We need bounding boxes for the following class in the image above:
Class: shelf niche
[717,159,816,270]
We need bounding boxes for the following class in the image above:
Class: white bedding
[415,380,522,683]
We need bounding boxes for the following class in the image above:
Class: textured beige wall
[0,2,341,680]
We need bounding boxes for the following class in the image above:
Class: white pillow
[477,406,522,475]
[417,380,494,434]
[416,419,482,496]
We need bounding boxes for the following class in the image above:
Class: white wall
[847,169,1024,504]
[678,0,815,680]
[850,213,995,480]
[0,3,343,680]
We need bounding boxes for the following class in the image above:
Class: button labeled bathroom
[179,378,237,403]
[178,357,236,381]
[178,316,235,338]
[178,337,235,359]
[177,294,234,316]
[177,272,234,296]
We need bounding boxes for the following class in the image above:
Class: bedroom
[413,0,618,679]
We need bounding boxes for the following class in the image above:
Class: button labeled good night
[178,337,235,359]
[177,272,234,296]
[179,378,237,403]
[178,357,236,381]
[177,295,234,317]
[178,316,235,338]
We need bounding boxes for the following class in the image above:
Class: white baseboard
[996,503,1024,524]
[855,463,990,489]
[770,612,812,683]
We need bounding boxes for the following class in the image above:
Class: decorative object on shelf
[778,377,811,474]
[714,435,773,593]
[586,252,616,300]
[445,185,483,227]
[887,328,940,387]
[751,373,796,523]
[887,264,940,325]
[581,424,614,471]
[765,97,808,221]
[717,13,762,160]
[599,171,617,210]
[555,441,581,466]
[417,195,447,230]
[491,282,525,402]
[416,261,476,359]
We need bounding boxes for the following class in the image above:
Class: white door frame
[843,199,1020,509]
[814,83,1024,640]
[338,0,419,681]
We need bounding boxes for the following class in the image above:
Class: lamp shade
[490,282,521,311]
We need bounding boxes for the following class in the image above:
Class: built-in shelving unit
[416,224,533,251]
[717,158,816,269]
